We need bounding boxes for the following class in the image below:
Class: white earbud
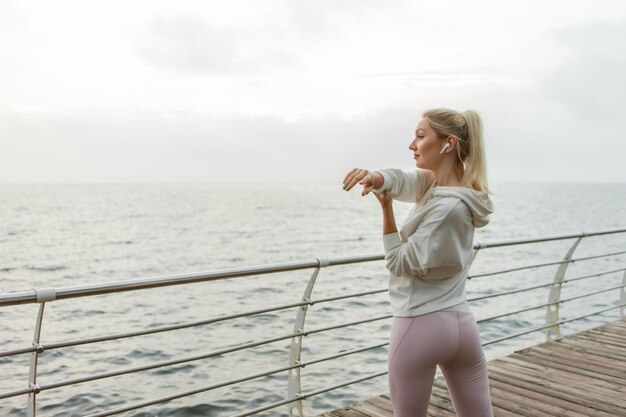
[440,143,451,154]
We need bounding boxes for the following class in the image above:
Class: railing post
[619,269,626,319]
[545,236,583,341]
[28,288,56,417]
[287,258,328,417]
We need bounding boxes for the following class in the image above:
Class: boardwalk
[319,319,626,417]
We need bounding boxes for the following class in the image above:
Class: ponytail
[462,110,489,194]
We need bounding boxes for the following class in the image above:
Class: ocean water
[0,181,624,417]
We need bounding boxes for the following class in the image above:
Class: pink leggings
[388,301,493,417]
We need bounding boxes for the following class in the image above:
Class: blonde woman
[343,108,494,416]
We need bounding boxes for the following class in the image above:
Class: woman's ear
[446,135,458,151]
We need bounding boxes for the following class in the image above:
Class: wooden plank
[561,331,626,351]
[506,351,625,385]
[363,396,393,413]
[488,377,615,417]
[494,355,625,392]
[598,322,626,333]
[573,332,626,348]
[488,382,555,417]
[351,401,393,417]
[524,344,626,376]
[326,407,370,417]
[487,366,625,415]
[489,358,625,401]
[520,348,625,379]
[581,324,626,337]
[556,336,626,360]
[587,326,626,339]
[426,406,456,417]
[607,320,626,330]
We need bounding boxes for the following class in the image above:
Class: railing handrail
[1,227,624,307]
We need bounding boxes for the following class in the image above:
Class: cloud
[136,0,408,75]
[543,19,626,122]
[137,13,301,74]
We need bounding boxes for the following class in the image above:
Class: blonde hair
[420,108,491,196]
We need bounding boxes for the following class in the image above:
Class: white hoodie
[373,168,494,317]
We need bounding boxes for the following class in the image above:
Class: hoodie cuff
[372,170,392,193]
[383,232,402,252]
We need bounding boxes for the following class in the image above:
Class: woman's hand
[372,189,393,207]
[343,168,382,196]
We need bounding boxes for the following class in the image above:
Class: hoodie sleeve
[372,168,432,203]
[382,200,471,280]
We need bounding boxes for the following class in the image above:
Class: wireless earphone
[439,143,451,154]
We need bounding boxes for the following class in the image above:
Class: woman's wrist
[372,171,384,189]
[381,203,397,234]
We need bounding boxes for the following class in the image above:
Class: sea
[0,181,625,417]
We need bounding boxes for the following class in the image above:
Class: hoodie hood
[398,186,494,243]
[429,187,494,228]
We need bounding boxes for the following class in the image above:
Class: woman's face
[409,117,444,170]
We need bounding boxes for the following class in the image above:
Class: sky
[0,0,625,183]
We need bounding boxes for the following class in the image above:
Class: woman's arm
[374,191,398,235]
[372,169,424,203]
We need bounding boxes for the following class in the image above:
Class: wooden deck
[319,319,626,417]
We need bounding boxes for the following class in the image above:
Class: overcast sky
[1,0,625,183]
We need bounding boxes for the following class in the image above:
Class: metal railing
[0,227,624,417]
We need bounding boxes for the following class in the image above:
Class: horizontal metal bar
[301,342,389,367]
[0,254,383,307]
[0,386,34,400]
[469,250,626,279]
[40,331,301,391]
[43,301,308,351]
[469,259,571,279]
[482,303,625,346]
[0,345,37,358]
[468,267,626,302]
[562,267,626,284]
[312,288,388,305]
[559,303,626,325]
[303,314,392,336]
[302,370,388,399]
[473,228,626,249]
[2,228,624,307]
[469,281,556,301]
[477,301,554,323]
[559,283,626,303]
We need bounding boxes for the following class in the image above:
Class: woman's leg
[388,312,459,417]
[440,304,494,417]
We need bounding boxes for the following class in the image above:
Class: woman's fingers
[343,168,359,184]
[343,168,369,191]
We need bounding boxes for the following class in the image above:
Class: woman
[342,108,494,417]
